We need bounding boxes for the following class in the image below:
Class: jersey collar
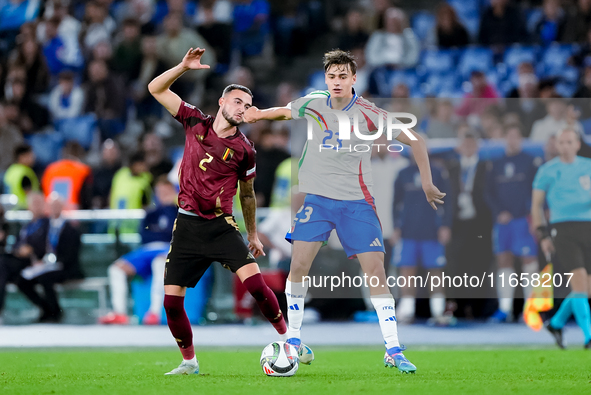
[327,88,358,111]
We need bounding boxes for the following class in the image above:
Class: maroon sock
[164,294,195,360]
[242,273,287,335]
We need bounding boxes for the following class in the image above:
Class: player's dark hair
[129,151,146,165]
[14,143,32,161]
[155,175,173,187]
[222,84,253,98]
[323,49,357,75]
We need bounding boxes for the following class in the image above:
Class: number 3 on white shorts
[294,206,314,223]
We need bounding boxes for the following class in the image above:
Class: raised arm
[396,129,445,210]
[238,178,265,258]
[148,47,211,117]
[244,106,292,123]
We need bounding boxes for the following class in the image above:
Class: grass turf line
[0,348,589,395]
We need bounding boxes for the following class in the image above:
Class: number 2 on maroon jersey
[199,153,213,171]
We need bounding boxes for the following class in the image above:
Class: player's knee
[163,295,184,316]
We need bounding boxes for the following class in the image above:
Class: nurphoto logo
[306,111,418,152]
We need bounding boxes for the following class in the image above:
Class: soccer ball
[260,341,299,377]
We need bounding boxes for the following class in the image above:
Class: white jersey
[289,90,400,201]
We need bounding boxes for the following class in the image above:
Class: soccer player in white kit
[245,50,445,373]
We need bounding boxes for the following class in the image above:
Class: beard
[222,108,242,126]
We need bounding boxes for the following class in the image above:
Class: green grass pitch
[0,347,589,395]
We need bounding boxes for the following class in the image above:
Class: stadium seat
[421,72,459,96]
[457,47,494,78]
[307,70,327,91]
[503,45,539,71]
[554,82,577,98]
[420,49,456,74]
[447,0,482,38]
[411,11,436,44]
[540,44,579,76]
[26,132,64,166]
[55,115,97,150]
[388,70,420,94]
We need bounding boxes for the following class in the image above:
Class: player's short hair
[129,151,146,165]
[222,84,253,98]
[323,49,357,75]
[155,175,173,187]
[14,143,32,161]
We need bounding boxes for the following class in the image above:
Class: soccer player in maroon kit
[148,47,288,375]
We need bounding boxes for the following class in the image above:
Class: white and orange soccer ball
[260,341,299,377]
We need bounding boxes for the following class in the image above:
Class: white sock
[149,256,166,316]
[184,356,197,364]
[285,279,308,340]
[108,264,128,315]
[430,292,446,318]
[497,268,515,314]
[522,261,539,299]
[397,297,415,320]
[371,294,400,349]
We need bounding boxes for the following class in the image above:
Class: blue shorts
[493,217,537,257]
[120,242,170,279]
[286,194,385,258]
[394,239,447,268]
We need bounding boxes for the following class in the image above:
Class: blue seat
[554,82,577,98]
[55,114,97,150]
[421,72,459,96]
[169,146,184,164]
[388,70,420,93]
[457,47,494,78]
[421,49,456,74]
[540,44,578,76]
[26,132,64,166]
[411,11,436,43]
[503,45,538,70]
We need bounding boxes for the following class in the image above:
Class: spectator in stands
[254,125,290,207]
[10,37,49,95]
[84,59,126,140]
[530,97,584,141]
[484,125,540,322]
[156,12,215,98]
[0,0,41,55]
[194,0,233,67]
[534,0,568,45]
[112,0,156,32]
[41,142,93,209]
[92,139,121,209]
[41,15,84,77]
[110,151,152,210]
[225,66,269,108]
[365,7,420,69]
[337,8,369,51]
[48,71,85,122]
[574,57,591,99]
[0,103,23,175]
[142,132,173,181]
[37,1,82,43]
[423,100,458,139]
[3,144,39,209]
[111,18,143,82]
[0,192,48,322]
[506,73,547,137]
[478,0,527,47]
[563,0,591,43]
[435,3,469,48]
[4,77,49,133]
[99,176,177,325]
[17,193,84,323]
[232,0,270,58]
[133,34,168,120]
[393,152,452,324]
[456,71,499,118]
[80,1,117,53]
[445,132,493,319]
[365,0,390,31]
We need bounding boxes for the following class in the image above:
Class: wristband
[536,226,551,240]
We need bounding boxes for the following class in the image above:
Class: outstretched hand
[423,183,446,210]
[181,47,210,70]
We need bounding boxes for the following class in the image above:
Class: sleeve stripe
[357,100,388,118]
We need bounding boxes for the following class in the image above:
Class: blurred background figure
[99,177,177,325]
[3,143,39,209]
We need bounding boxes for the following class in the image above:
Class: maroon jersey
[173,101,256,219]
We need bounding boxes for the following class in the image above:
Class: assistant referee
[531,128,591,349]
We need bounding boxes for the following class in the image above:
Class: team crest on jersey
[222,148,234,162]
[196,134,204,141]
